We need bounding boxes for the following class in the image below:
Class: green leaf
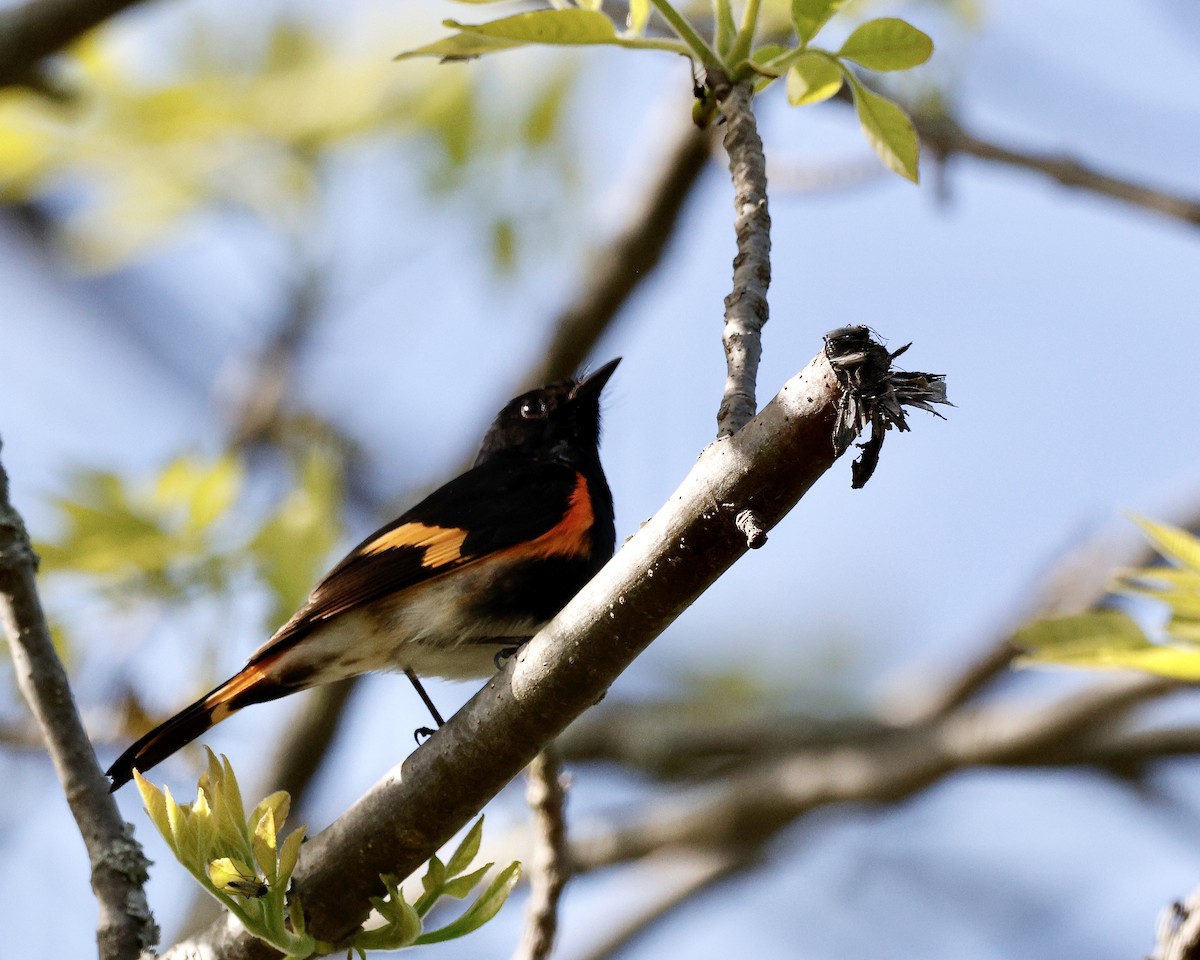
[395,32,524,62]
[523,69,573,147]
[415,862,522,944]
[838,17,933,71]
[276,826,307,884]
[163,786,195,862]
[1015,610,1147,659]
[201,751,251,859]
[627,0,651,35]
[446,817,484,877]
[415,854,447,916]
[423,854,448,894]
[441,864,492,900]
[249,791,291,834]
[786,52,842,106]
[791,0,847,46]
[445,10,619,45]
[1017,610,1200,680]
[252,808,278,881]
[250,450,341,626]
[155,455,242,532]
[843,72,920,183]
[353,875,424,950]
[748,44,790,74]
[1132,517,1200,575]
[134,770,171,840]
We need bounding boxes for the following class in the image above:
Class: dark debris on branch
[823,325,951,489]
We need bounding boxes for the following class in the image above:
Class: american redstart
[106,359,620,790]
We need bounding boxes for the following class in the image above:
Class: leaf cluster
[351,818,521,954]
[135,751,317,956]
[398,0,932,182]
[135,752,520,958]
[31,450,341,663]
[1018,519,1200,679]
[0,17,579,271]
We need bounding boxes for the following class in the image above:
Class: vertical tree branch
[711,75,771,438]
[0,439,158,959]
[512,746,571,960]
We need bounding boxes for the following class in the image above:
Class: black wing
[250,457,591,660]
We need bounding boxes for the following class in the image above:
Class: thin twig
[916,110,1200,228]
[565,850,744,960]
[481,684,1198,957]
[0,440,158,959]
[513,746,571,960]
[711,74,771,438]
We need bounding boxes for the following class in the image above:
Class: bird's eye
[520,397,547,419]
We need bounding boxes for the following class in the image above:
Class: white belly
[264,565,547,684]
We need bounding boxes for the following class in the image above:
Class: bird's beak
[571,358,621,402]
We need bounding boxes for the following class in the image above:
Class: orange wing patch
[360,522,470,568]
[203,662,270,723]
[502,473,594,561]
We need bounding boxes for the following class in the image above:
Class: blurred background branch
[0,0,151,90]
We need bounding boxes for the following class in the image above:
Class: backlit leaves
[839,18,933,71]
[786,53,843,106]
[0,17,582,273]
[136,755,519,957]
[134,751,317,957]
[35,449,342,633]
[443,11,619,45]
[400,0,932,184]
[1019,519,1200,680]
[843,71,921,183]
[791,0,849,46]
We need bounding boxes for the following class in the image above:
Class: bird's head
[476,358,620,468]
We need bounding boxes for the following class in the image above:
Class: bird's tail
[106,661,289,791]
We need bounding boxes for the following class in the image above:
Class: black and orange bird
[106,359,620,790]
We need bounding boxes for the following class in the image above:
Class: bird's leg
[492,636,533,671]
[406,668,445,743]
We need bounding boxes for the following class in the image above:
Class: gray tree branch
[711,75,771,438]
[916,109,1200,228]
[512,746,571,960]
[165,336,944,959]
[566,674,1175,874]
[0,440,158,959]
